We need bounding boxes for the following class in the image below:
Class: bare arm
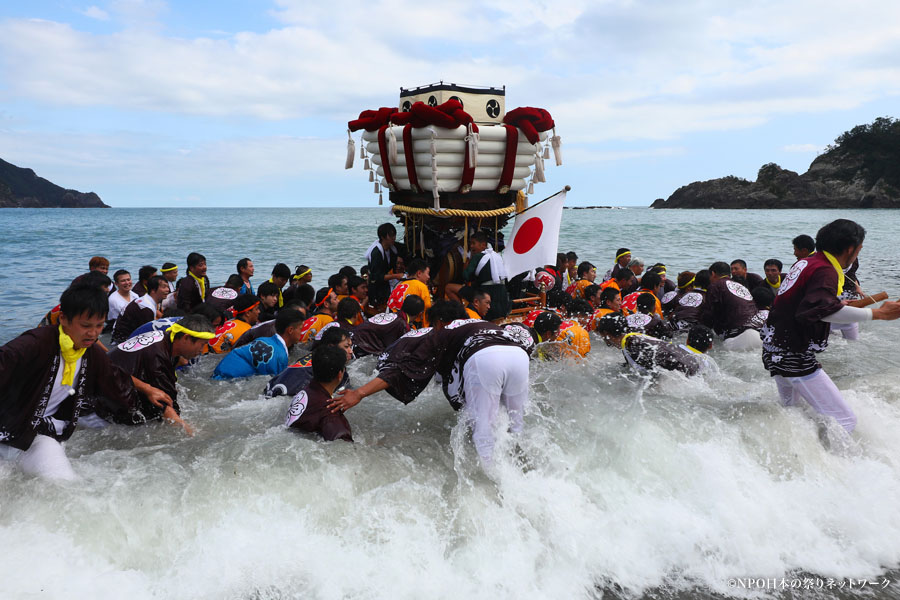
[327,377,389,413]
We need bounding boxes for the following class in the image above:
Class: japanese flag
[502,188,567,277]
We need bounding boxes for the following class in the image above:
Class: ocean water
[1,206,900,599]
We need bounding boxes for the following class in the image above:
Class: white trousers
[0,434,77,480]
[774,369,857,433]
[830,322,860,341]
[722,328,762,351]
[462,346,530,466]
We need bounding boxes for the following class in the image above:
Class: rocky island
[652,117,900,209]
[0,158,109,208]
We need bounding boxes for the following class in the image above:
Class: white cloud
[80,6,110,21]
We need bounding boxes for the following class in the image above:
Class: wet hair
[751,285,775,310]
[311,324,351,351]
[640,271,661,291]
[792,234,816,252]
[764,258,783,271]
[377,223,396,241]
[709,261,731,277]
[293,264,311,279]
[161,262,177,272]
[187,252,206,269]
[328,273,348,290]
[568,299,593,317]
[192,304,225,328]
[636,293,656,314]
[427,300,467,324]
[233,294,260,314]
[406,258,428,277]
[172,314,215,340]
[339,265,357,279]
[225,274,245,290]
[272,263,291,280]
[257,281,279,298]
[237,258,252,273]
[815,219,866,256]
[400,294,425,317]
[599,286,621,307]
[676,271,696,289]
[293,283,315,306]
[312,344,348,383]
[314,287,333,306]
[730,259,747,269]
[615,248,630,259]
[89,256,109,270]
[80,270,112,290]
[60,284,109,320]
[336,297,361,321]
[275,307,305,334]
[615,269,635,283]
[547,289,572,310]
[583,284,600,300]
[566,251,578,262]
[687,324,715,353]
[594,314,629,337]
[137,265,157,283]
[576,261,595,277]
[147,275,168,294]
[113,269,130,284]
[694,270,712,290]
[470,231,488,244]
[532,311,562,338]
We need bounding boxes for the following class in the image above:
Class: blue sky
[1,0,898,207]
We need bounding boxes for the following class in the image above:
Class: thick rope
[392,204,516,218]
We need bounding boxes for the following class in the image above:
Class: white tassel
[374,182,380,194]
[432,153,440,208]
[551,128,563,166]
[527,180,534,195]
[368,170,374,182]
[388,127,399,165]
[466,123,479,168]
[364,157,370,170]
[543,145,550,160]
[359,137,366,159]
[534,153,546,183]
[345,130,355,170]
[429,133,437,157]
[378,192,383,205]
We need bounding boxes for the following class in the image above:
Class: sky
[1,0,898,208]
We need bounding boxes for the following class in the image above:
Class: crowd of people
[2,218,899,480]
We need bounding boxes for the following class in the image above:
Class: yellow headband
[160,265,178,272]
[292,268,311,280]
[169,323,217,343]
[615,250,631,260]
[678,276,695,289]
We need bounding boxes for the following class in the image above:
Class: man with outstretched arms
[328,301,535,470]
[762,219,900,433]
[0,284,141,480]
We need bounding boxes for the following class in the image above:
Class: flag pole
[516,185,571,215]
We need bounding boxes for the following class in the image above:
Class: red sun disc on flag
[513,217,543,254]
